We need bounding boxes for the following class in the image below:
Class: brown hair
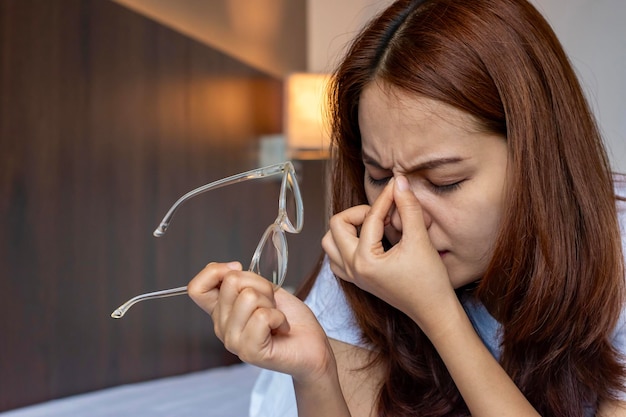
[321,0,625,415]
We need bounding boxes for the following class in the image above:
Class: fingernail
[396,175,409,192]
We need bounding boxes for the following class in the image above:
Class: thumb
[393,176,428,240]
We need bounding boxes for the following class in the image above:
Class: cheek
[364,184,382,205]
[458,200,503,256]
[444,208,502,288]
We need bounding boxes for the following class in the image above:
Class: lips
[438,250,449,257]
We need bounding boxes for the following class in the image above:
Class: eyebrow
[362,152,465,172]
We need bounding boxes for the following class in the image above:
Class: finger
[219,286,276,349]
[235,307,290,363]
[321,230,337,259]
[321,230,345,272]
[392,175,429,244]
[358,179,395,250]
[328,205,371,261]
[188,261,242,314]
[248,306,290,338]
[328,205,370,238]
[216,271,277,332]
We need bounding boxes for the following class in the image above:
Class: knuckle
[321,232,330,245]
[254,307,273,323]
[186,276,203,298]
[221,271,240,289]
[239,287,260,304]
[327,216,338,230]
[213,320,224,342]
[260,278,276,296]
[328,214,343,229]
[222,334,238,354]
[221,326,242,353]
[252,275,276,297]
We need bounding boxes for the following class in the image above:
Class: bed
[0,364,261,417]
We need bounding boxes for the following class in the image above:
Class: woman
[188,0,626,415]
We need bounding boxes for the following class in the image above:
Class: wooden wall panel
[0,0,324,411]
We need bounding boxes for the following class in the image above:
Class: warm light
[285,73,331,159]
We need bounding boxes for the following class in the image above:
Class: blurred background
[0,0,624,412]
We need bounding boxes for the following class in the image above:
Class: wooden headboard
[0,0,324,411]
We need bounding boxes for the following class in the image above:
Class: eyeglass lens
[111,162,302,318]
[283,170,298,229]
[254,227,287,286]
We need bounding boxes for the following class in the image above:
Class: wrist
[292,343,339,386]
[292,353,351,417]
[409,292,468,344]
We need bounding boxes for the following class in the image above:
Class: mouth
[438,250,449,257]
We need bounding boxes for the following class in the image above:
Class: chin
[449,270,482,290]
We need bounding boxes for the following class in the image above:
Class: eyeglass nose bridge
[249,223,288,287]
[111,162,303,319]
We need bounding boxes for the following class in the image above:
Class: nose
[388,182,432,232]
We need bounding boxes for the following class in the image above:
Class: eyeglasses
[110,161,303,319]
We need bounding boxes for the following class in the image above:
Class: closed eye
[429,180,464,194]
[367,174,392,187]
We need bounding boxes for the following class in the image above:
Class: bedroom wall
[530,0,626,173]
[110,0,307,78]
[308,0,626,172]
[0,0,318,411]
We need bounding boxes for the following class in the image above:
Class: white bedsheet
[0,363,261,417]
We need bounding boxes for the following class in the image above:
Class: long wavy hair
[315,0,626,415]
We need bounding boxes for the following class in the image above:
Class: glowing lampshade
[284,73,331,159]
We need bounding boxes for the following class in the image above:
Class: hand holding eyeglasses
[186,261,336,384]
[322,176,454,336]
[111,162,303,319]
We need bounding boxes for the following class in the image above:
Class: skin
[358,82,508,291]
[322,81,541,415]
[187,262,351,416]
[187,79,626,416]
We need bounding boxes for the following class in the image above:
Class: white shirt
[249,179,626,416]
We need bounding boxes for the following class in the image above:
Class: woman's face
[358,81,509,288]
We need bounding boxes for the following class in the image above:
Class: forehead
[359,81,482,133]
[358,81,490,164]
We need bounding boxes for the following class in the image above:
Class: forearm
[293,364,352,417]
[417,297,540,417]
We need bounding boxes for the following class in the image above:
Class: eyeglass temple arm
[111,286,188,319]
[153,163,288,237]
[112,163,295,319]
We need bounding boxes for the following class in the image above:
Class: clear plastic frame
[111,162,303,319]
